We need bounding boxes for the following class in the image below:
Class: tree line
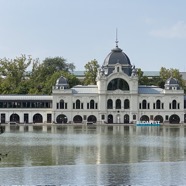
[137,67,185,90]
[0,55,185,94]
[0,55,79,94]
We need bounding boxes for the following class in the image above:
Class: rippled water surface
[0,125,186,185]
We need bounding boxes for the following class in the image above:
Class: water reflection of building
[49,126,186,168]
[0,39,186,124]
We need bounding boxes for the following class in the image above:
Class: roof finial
[115,28,118,47]
[170,71,173,78]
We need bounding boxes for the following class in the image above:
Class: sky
[0,0,186,72]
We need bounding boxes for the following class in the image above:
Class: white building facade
[0,42,186,124]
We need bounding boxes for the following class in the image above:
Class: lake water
[0,125,186,185]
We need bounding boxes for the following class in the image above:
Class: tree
[0,55,79,95]
[29,57,79,94]
[137,68,149,85]
[0,55,32,94]
[136,67,185,90]
[61,71,81,88]
[43,57,75,74]
[159,67,185,88]
[84,59,100,85]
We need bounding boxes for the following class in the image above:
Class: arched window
[142,100,147,109]
[90,100,95,109]
[107,78,129,91]
[60,99,64,109]
[156,100,161,109]
[116,99,121,109]
[172,100,177,109]
[124,99,130,109]
[107,99,113,109]
[117,67,119,72]
[133,114,136,120]
[76,99,80,109]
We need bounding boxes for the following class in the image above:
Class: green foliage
[0,55,31,94]
[137,67,185,91]
[0,55,79,95]
[42,57,75,74]
[159,67,185,88]
[137,68,143,78]
[28,57,79,94]
[84,59,100,85]
[61,71,81,88]
[137,68,149,85]
[0,54,185,95]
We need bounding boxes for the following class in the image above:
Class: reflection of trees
[0,124,8,162]
[0,125,5,134]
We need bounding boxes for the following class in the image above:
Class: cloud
[150,21,186,39]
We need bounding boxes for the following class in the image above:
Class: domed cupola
[165,77,180,90]
[102,39,132,76]
[55,76,69,89]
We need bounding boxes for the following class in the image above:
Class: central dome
[103,46,131,66]
[102,41,132,76]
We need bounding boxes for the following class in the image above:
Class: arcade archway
[10,113,20,124]
[56,114,68,124]
[140,115,149,121]
[87,115,97,123]
[154,115,164,123]
[169,114,180,124]
[73,115,83,123]
[33,113,43,123]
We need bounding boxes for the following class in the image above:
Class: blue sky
[0,0,186,72]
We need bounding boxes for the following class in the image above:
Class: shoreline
[1,123,186,127]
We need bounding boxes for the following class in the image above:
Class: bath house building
[0,41,186,124]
